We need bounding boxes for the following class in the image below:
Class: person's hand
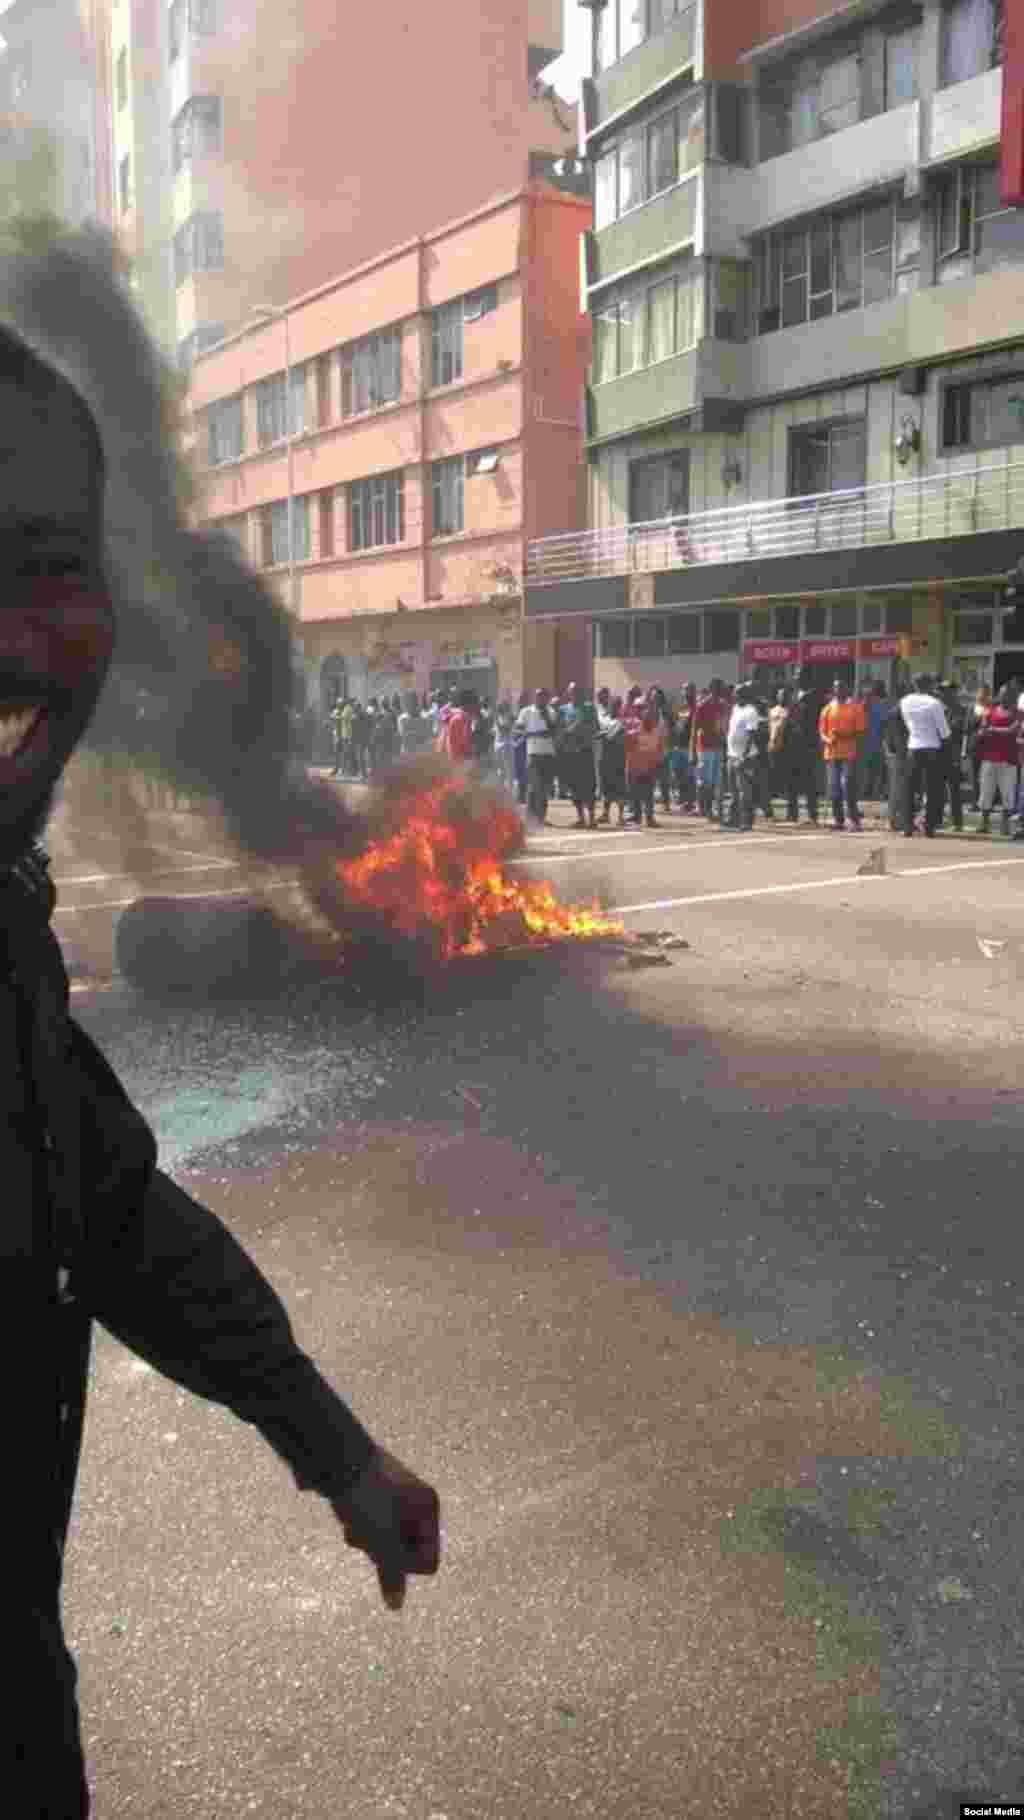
[330,1448,441,1611]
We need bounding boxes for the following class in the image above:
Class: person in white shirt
[899,674,950,837]
[720,687,761,832]
[514,687,559,826]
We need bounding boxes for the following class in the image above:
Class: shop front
[742,633,913,694]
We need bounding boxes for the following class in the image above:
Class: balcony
[527,459,1024,586]
[588,4,697,132]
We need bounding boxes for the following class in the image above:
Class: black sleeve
[86,1168,378,1500]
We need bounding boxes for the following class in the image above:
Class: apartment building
[188,181,592,724]
[526,0,1024,702]
[105,0,577,373]
[108,0,176,354]
[0,0,103,229]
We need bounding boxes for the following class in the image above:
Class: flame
[334,780,624,961]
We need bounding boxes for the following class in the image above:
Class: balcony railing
[526,461,1024,586]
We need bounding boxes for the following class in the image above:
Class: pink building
[190,179,593,718]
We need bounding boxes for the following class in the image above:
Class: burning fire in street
[334,778,625,961]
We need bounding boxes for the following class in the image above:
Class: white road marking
[53,878,300,916]
[511,832,832,866]
[613,855,1024,915]
[53,857,243,887]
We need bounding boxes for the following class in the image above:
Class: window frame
[431,456,465,538]
[590,257,703,384]
[255,373,288,449]
[348,470,405,553]
[591,92,703,231]
[340,326,402,416]
[788,415,868,497]
[755,196,905,334]
[941,0,1002,88]
[431,302,463,388]
[207,394,243,466]
[939,364,1024,453]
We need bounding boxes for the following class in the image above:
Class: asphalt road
[50,793,1024,1820]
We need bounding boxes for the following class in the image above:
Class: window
[775,603,801,639]
[884,24,919,108]
[714,85,745,163]
[173,211,223,285]
[467,448,500,475]
[942,0,1001,86]
[349,470,405,551]
[168,0,215,58]
[804,604,827,634]
[759,40,862,159]
[318,489,335,559]
[755,198,910,332]
[256,374,287,447]
[861,598,883,632]
[316,353,333,427]
[207,395,242,465]
[829,601,858,635]
[431,456,465,536]
[635,617,666,657]
[118,154,130,215]
[591,91,704,229]
[172,96,221,173]
[431,302,463,386]
[941,368,1024,450]
[705,610,740,652]
[595,0,693,74]
[219,514,247,557]
[116,47,127,109]
[262,496,309,566]
[591,258,703,382]
[177,321,224,371]
[599,619,632,657]
[463,284,497,321]
[954,607,994,643]
[885,598,913,632]
[667,613,700,653]
[746,608,772,637]
[629,451,690,522]
[790,419,867,495]
[341,327,401,415]
[936,162,1024,283]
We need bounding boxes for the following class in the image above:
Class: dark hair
[913,673,933,693]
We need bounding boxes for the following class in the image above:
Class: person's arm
[86,1166,378,1500]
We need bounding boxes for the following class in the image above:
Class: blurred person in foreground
[0,323,440,1817]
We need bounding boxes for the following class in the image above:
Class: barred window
[256,374,287,446]
[431,302,463,387]
[349,471,405,551]
[262,496,310,566]
[340,328,401,416]
[207,395,243,465]
[431,456,464,536]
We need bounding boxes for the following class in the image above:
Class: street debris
[935,1577,973,1604]
[977,938,1007,959]
[626,949,672,969]
[856,848,887,877]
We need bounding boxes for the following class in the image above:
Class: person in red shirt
[441,688,475,762]
[689,678,729,818]
[976,681,1020,834]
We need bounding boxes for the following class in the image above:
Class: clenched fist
[331,1448,441,1611]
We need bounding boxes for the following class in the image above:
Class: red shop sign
[743,640,802,663]
[858,636,902,658]
[801,638,856,662]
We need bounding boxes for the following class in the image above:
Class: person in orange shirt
[624,703,667,829]
[818,676,866,831]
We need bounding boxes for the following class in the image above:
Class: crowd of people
[325,673,1024,838]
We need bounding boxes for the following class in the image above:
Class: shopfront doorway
[993,648,1024,692]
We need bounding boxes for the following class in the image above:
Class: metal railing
[526,460,1024,586]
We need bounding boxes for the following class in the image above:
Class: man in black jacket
[0,324,440,1816]
[781,671,823,825]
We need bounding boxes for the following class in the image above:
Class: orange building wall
[186,0,575,330]
[706,0,847,75]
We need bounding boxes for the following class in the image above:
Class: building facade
[0,0,104,230]
[105,0,578,374]
[526,0,1024,701]
[188,182,592,728]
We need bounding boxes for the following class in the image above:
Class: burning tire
[115,894,293,998]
